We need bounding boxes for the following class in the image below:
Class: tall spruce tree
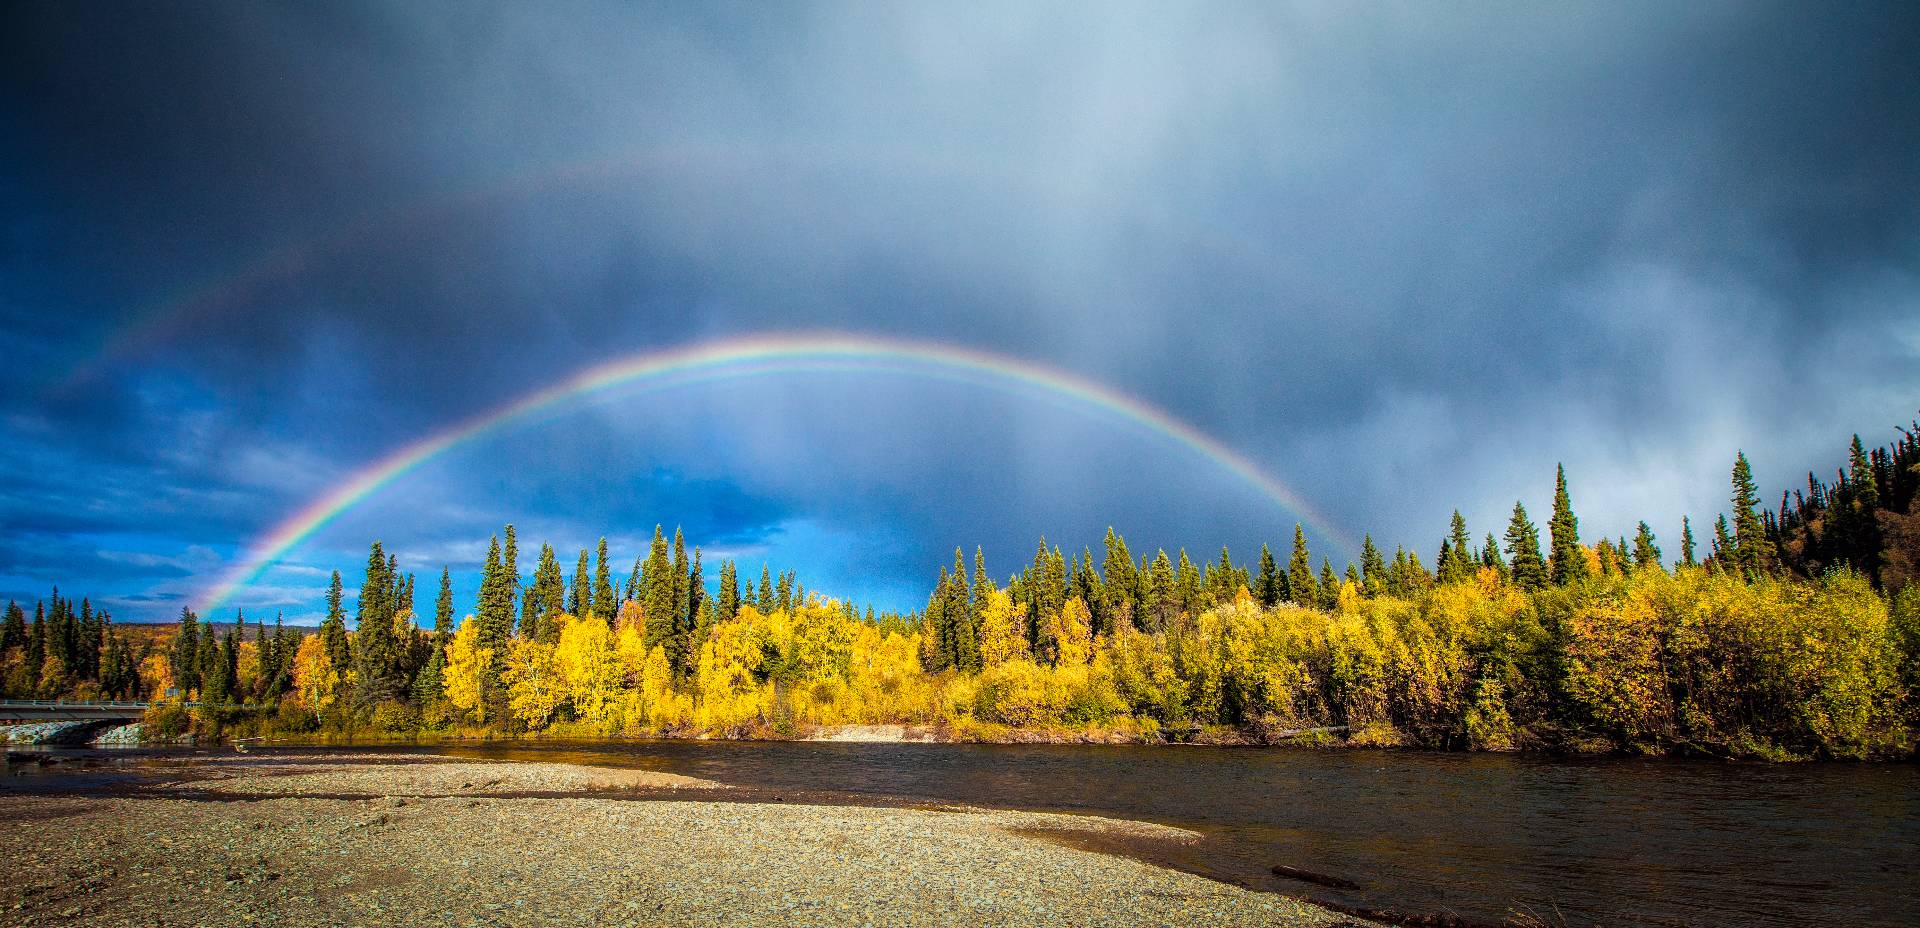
[1679,516,1698,568]
[353,541,401,703]
[1175,550,1203,617]
[170,606,201,696]
[322,572,351,671]
[592,537,614,621]
[1098,528,1139,634]
[717,560,740,621]
[1481,532,1508,577]
[568,549,589,616]
[1504,502,1548,590]
[1359,535,1387,595]
[1143,550,1175,630]
[1631,522,1662,570]
[1547,465,1588,585]
[643,526,674,644]
[1255,544,1282,606]
[683,549,704,647]
[434,568,454,639]
[1439,510,1475,584]
[671,530,689,632]
[1711,515,1734,567]
[1830,435,1884,583]
[1286,524,1315,604]
[0,600,24,654]
[475,535,511,650]
[949,550,980,671]
[501,525,519,616]
[1729,452,1776,577]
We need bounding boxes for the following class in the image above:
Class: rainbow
[194,333,1347,614]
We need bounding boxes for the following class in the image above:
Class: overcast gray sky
[3,2,1915,620]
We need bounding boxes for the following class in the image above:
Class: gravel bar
[1,755,1362,927]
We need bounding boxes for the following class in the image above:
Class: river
[11,740,1917,926]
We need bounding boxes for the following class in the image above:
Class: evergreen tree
[1439,510,1475,584]
[570,548,590,617]
[717,560,740,622]
[644,526,675,647]
[1286,524,1315,604]
[353,541,401,704]
[1547,466,1588,585]
[1360,535,1387,595]
[1477,532,1503,575]
[593,537,614,621]
[1594,538,1621,577]
[1255,544,1282,606]
[197,628,226,704]
[321,572,351,671]
[757,564,774,609]
[1174,550,1203,618]
[1143,549,1175,631]
[1679,516,1698,568]
[1729,452,1777,577]
[924,569,952,672]
[1631,522,1662,570]
[1070,549,1101,613]
[1098,528,1139,634]
[672,530,690,629]
[530,543,566,638]
[0,600,23,655]
[502,524,519,614]
[683,549,705,650]
[475,535,512,650]
[1711,515,1734,568]
[1317,559,1340,609]
[264,616,291,700]
[434,568,455,639]
[1503,502,1547,590]
[170,606,201,696]
[948,550,980,671]
[411,647,445,704]
[1829,435,1884,584]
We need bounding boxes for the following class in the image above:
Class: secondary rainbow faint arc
[194,334,1348,614]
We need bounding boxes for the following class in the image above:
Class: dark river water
[13,740,1918,926]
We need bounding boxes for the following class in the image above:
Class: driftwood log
[1270,864,1362,890]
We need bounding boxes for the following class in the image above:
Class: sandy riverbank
[1,753,1358,927]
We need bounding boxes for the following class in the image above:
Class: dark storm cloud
[2,1,1916,616]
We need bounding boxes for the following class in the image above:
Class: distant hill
[111,621,321,649]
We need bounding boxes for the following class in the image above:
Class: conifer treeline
[0,592,141,699]
[5,419,1915,759]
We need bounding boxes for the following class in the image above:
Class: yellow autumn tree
[639,643,691,729]
[977,587,1030,669]
[291,633,339,722]
[500,637,563,730]
[837,623,927,723]
[552,613,620,728]
[442,615,493,723]
[139,652,174,704]
[696,607,769,732]
[1044,596,1094,667]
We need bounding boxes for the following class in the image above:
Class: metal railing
[0,700,154,710]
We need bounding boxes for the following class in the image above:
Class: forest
[4,419,1917,760]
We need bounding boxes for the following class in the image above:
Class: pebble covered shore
[1,754,1361,927]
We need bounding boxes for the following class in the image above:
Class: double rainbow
[194,333,1344,614]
